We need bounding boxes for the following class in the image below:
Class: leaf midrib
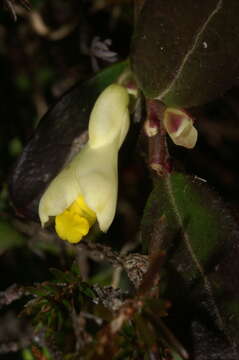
[164,175,225,331]
[157,0,223,100]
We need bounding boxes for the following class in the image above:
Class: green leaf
[22,349,35,360]
[79,283,96,299]
[9,61,128,220]
[50,268,77,283]
[171,352,184,360]
[141,172,239,358]
[131,0,239,107]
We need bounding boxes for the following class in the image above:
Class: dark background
[1,1,239,359]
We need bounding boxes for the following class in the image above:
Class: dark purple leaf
[131,0,239,107]
[141,172,239,359]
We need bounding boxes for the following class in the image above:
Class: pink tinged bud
[163,108,198,149]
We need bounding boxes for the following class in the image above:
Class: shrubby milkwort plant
[3,1,239,359]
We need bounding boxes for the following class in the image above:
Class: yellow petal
[55,211,89,243]
[72,196,96,226]
[55,195,96,243]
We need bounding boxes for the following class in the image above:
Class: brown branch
[0,284,25,309]
[145,99,171,175]
[146,314,189,360]
[77,240,151,290]
[0,338,32,354]
[137,251,165,297]
[3,0,30,20]
[76,241,124,267]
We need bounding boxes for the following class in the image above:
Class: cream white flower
[163,108,198,149]
[39,84,130,243]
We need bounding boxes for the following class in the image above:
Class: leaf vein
[165,175,224,330]
[157,0,223,100]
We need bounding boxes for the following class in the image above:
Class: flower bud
[163,108,198,149]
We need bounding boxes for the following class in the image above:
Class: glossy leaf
[141,172,239,358]
[9,61,128,220]
[131,0,239,107]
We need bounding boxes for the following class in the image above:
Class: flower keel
[55,196,96,243]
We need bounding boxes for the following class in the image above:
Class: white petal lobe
[39,83,130,233]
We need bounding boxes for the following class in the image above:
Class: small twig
[111,266,122,289]
[95,298,143,358]
[111,240,140,289]
[123,253,149,289]
[77,240,151,290]
[29,10,79,40]
[5,0,17,20]
[3,0,30,20]
[71,308,92,352]
[137,251,165,297]
[11,5,78,40]
[44,333,64,360]
[0,284,25,309]
[76,249,89,281]
[76,241,123,267]
[92,250,167,357]
[0,338,32,354]
[146,314,189,360]
[93,285,124,311]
